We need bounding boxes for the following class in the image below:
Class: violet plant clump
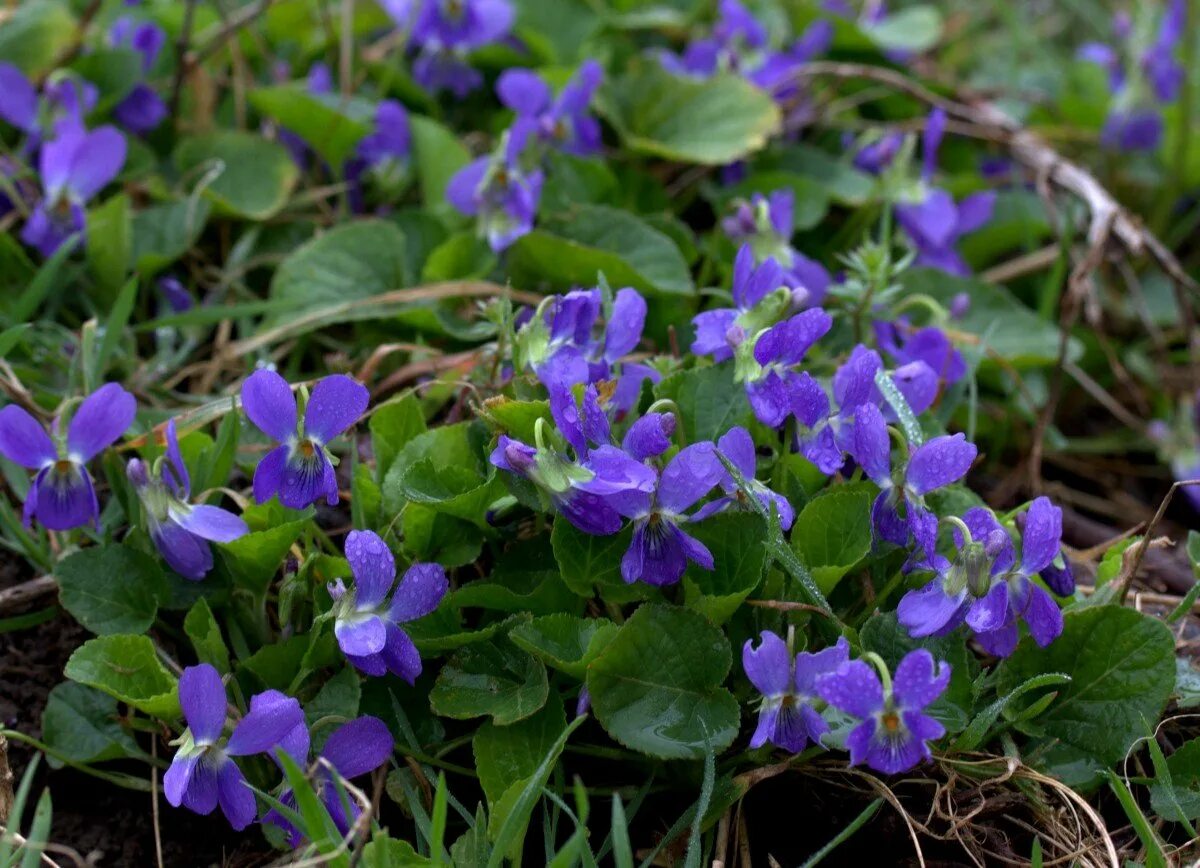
[3,3,1196,861]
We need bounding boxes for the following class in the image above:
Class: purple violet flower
[410,0,514,96]
[20,123,127,257]
[518,286,654,410]
[789,344,938,476]
[157,276,194,313]
[694,426,795,529]
[330,530,447,680]
[614,441,725,586]
[965,497,1066,657]
[263,716,395,846]
[852,131,905,174]
[164,664,305,830]
[692,246,790,364]
[744,633,848,751]
[894,109,995,276]
[490,385,658,535]
[0,383,136,530]
[241,370,369,509]
[721,191,832,307]
[126,419,248,580]
[816,649,950,774]
[108,17,168,133]
[346,100,412,211]
[874,322,966,391]
[897,506,1014,639]
[851,401,977,547]
[498,61,604,158]
[446,128,543,252]
[742,307,834,428]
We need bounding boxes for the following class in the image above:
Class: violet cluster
[1078,1,1186,151]
[743,632,952,775]
[166,663,392,836]
[447,61,604,251]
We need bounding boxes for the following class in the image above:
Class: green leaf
[174,131,299,220]
[184,598,230,673]
[402,503,484,568]
[269,219,407,316]
[94,277,139,380]
[486,716,586,867]
[1150,737,1200,822]
[69,48,142,112]
[898,269,1082,367]
[430,637,549,724]
[683,513,768,624]
[997,605,1175,782]
[422,232,497,282]
[249,85,373,167]
[775,144,874,206]
[383,422,492,516]
[550,520,651,604]
[791,486,875,594]
[1107,770,1168,868]
[411,115,471,215]
[510,205,694,299]
[64,634,179,717]
[479,397,550,447]
[131,199,211,277]
[0,1,76,77]
[587,604,739,759]
[654,365,751,443]
[863,6,943,53]
[218,512,311,596]
[370,393,428,482]
[56,544,166,636]
[1176,657,1200,709]
[86,194,132,293]
[860,612,976,733]
[41,683,139,766]
[952,673,1071,752]
[509,614,619,679]
[599,65,780,165]
[306,666,363,751]
[473,693,566,809]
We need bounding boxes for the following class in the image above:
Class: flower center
[881,711,901,733]
[298,439,317,459]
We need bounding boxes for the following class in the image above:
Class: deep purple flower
[692,246,789,364]
[330,530,447,680]
[612,442,725,586]
[894,109,994,276]
[965,497,1065,657]
[789,344,936,476]
[263,716,394,846]
[241,370,369,509]
[874,322,966,390]
[744,633,848,751]
[0,63,40,136]
[20,123,127,257]
[446,129,543,252]
[490,385,658,535]
[852,131,904,174]
[1100,109,1164,152]
[108,17,167,133]
[127,419,248,580]
[498,61,604,158]
[410,0,514,96]
[1143,0,1186,102]
[0,383,135,530]
[816,649,949,774]
[346,100,412,211]
[743,308,834,428]
[852,401,977,546]
[157,276,194,313]
[164,665,304,831]
[897,506,1014,639]
[519,287,654,409]
[721,192,832,307]
[694,426,795,529]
